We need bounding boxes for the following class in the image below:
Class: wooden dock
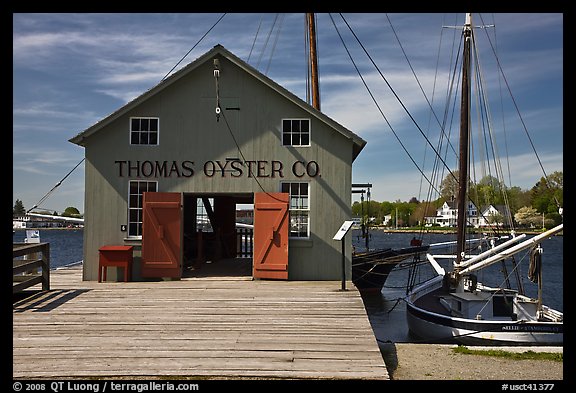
[13,265,388,380]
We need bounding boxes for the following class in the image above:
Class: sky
[12,12,563,214]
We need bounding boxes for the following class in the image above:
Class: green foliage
[531,171,563,215]
[63,206,81,217]
[13,199,26,216]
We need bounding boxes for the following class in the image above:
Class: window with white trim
[128,180,157,237]
[130,117,159,145]
[281,182,310,238]
[282,118,310,147]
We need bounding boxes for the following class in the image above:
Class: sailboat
[403,14,563,345]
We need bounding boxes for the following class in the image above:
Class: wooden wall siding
[13,266,388,380]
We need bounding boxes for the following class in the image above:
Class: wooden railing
[13,242,50,293]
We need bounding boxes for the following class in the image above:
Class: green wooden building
[69,44,366,282]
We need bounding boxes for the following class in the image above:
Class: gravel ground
[381,343,564,381]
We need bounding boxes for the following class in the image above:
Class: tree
[390,201,419,227]
[13,199,26,216]
[531,171,563,215]
[440,171,459,201]
[507,186,530,216]
[379,201,394,216]
[63,206,81,217]
[473,175,502,205]
[410,201,437,226]
[514,206,541,228]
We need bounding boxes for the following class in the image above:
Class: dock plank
[13,266,388,380]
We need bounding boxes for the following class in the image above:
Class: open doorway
[182,193,253,279]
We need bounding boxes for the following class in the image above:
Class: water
[352,228,564,343]
[13,229,84,269]
[12,227,563,344]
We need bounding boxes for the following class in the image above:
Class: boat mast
[307,13,321,110]
[455,13,472,269]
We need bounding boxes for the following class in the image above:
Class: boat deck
[13,265,388,380]
[413,287,452,316]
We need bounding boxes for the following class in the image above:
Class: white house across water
[69,44,366,282]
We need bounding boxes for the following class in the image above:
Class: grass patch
[453,345,563,362]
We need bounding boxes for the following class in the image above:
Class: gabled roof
[441,200,478,210]
[480,204,510,214]
[69,44,366,160]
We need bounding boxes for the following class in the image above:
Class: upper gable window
[130,117,159,145]
[282,119,310,147]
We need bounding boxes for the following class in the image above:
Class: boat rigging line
[476,14,561,213]
[330,13,448,198]
[253,13,284,74]
[160,13,226,82]
[247,15,264,63]
[386,13,461,237]
[26,158,85,214]
[264,14,285,75]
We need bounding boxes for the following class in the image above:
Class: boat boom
[457,233,527,269]
[459,224,563,275]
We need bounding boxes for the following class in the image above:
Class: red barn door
[253,192,289,280]
[141,192,182,279]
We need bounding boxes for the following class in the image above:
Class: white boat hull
[406,280,563,346]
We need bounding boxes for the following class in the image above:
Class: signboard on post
[333,220,354,241]
[333,221,355,290]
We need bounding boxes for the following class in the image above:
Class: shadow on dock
[378,342,400,379]
[13,289,91,313]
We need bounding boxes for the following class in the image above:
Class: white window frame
[127,180,158,238]
[281,118,311,147]
[281,181,310,238]
[129,117,160,145]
